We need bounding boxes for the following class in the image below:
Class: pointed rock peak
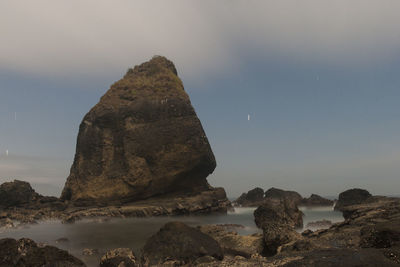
[125,55,178,78]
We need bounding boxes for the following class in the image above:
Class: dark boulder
[61,56,224,205]
[360,219,400,249]
[141,221,223,265]
[300,194,333,206]
[264,187,303,205]
[0,238,86,267]
[0,180,40,208]
[335,188,372,211]
[233,187,264,207]
[100,248,138,267]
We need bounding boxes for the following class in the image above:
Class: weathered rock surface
[334,188,372,211]
[100,248,138,267]
[198,224,264,258]
[254,198,303,256]
[141,221,223,265]
[61,56,221,205]
[0,237,86,267]
[300,194,333,207]
[234,187,264,207]
[264,188,303,206]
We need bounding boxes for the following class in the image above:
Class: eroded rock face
[61,56,218,204]
[0,238,86,267]
[141,221,223,265]
[334,188,372,211]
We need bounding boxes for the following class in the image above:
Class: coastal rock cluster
[234,187,333,207]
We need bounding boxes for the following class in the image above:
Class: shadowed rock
[100,248,138,267]
[264,188,303,205]
[61,56,221,205]
[300,194,334,207]
[234,187,264,207]
[0,180,40,208]
[141,221,223,265]
[0,238,86,267]
[334,188,372,211]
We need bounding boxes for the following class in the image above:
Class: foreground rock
[61,56,225,206]
[141,222,223,265]
[334,188,372,211]
[264,188,303,205]
[306,219,332,229]
[300,194,334,206]
[233,187,264,207]
[254,198,303,256]
[198,224,264,258]
[0,238,85,267]
[100,248,137,267]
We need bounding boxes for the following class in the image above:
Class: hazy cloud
[1,0,400,79]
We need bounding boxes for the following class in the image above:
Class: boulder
[141,221,223,265]
[300,194,334,206]
[100,248,138,267]
[254,198,302,256]
[0,180,40,208]
[233,187,264,207]
[0,238,86,266]
[360,219,400,249]
[334,188,372,211]
[254,198,303,229]
[61,56,222,205]
[264,188,303,205]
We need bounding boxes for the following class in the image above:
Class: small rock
[55,237,69,243]
[82,248,99,256]
[100,248,137,267]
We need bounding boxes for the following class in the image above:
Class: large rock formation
[264,187,303,205]
[334,188,372,211]
[61,56,220,204]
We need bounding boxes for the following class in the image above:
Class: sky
[1,0,400,198]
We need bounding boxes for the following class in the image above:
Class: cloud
[1,0,400,79]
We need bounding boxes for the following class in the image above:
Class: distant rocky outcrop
[141,221,223,265]
[60,56,228,207]
[233,187,264,207]
[0,238,85,267]
[0,180,40,208]
[300,194,334,206]
[334,188,372,211]
[264,187,303,205]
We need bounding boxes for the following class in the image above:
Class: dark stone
[334,188,372,211]
[61,56,224,205]
[234,187,264,206]
[254,198,302,256]
[0,180,40,208]
[300,194,334,206]
[141,221,223,265]
[360,220,400,249]
[0,238,86,267]
[264,187,303,205]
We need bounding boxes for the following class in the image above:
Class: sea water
[0,206,342,266]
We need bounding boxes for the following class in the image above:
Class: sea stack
[61,56,219,204]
